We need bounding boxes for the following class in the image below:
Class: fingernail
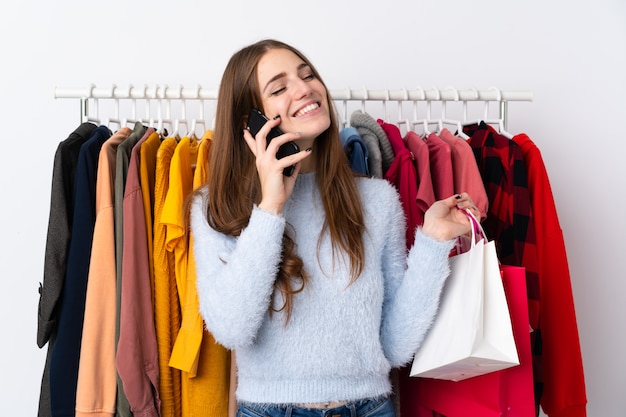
[455,194,462,200]
[273,115,280,120]
[305,147,312,152]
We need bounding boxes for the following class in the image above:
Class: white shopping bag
[410,210,519,381]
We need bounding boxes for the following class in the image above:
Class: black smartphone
[247,108,300,176]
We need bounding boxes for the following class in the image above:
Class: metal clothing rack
[54,85,533,133]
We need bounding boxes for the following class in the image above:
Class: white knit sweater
[191,173,455,405]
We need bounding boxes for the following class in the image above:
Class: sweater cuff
[413,227,456,257]
[251,204,285,222]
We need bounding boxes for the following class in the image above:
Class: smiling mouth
[293,102,320,117]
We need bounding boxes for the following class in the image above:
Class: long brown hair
[204,39,365,321]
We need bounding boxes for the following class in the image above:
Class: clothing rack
[54,85,533,132]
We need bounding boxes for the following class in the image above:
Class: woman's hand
[421,193,481,241]
[241,116,311,215]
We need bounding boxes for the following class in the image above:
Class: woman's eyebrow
[262,63,310,93]
[263,72,287,94]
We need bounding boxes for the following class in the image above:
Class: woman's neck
[300,157,315,173]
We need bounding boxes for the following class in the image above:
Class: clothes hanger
[461,87,512,139]
[438,87,469,140]
[156,85,177,139]
[489,87,513,139]
[393,87,413,137]
[159,118,174,139]
[171,87,187,139]
[381,89,390,123]
[187,85,205,140]
[189,118,207,141]
[460,87,481,128]
[172,119,182,140]
[122,85,144,127]
[107,85,124,130]
[359,86,368,115]
[127,84,153,128]
[142,86,154,130]
[410,90,437,138]
[83,84,101,125]
[338,87,350,129]
[143,85,163,132]
[169,85,187,139]
[85,98,101,125]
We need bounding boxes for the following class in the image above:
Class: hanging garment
[163,136,199,305]
[117,128,161,417]
[464,121,542,414]
[140,133,185,417]
[114,123,146,279]
[424,132,454,201]
[339,127,370,176]
[350,110,394,178]
[75,127,132,417]
[38,122,98,417]
[49,125,112,417]
[169,131,213,378]
[140,131,163,306]
[169,130,232,417]
[353,110,395,174]
[141,132,185,417]
[377,119,421,246]
[114,121,147,417]
[438,128,488,220]
[512,133,587,417]
[162,136,199,417]
[152,135,183,416]
[192,131,212,191]
[139,131,161,307]
[38,122,98,348]
[404,131,436,216]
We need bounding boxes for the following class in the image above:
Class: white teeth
[294,103,319,117]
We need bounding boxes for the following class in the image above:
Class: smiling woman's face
[256,48,331,143]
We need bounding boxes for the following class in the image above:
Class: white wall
[1,0,624,415]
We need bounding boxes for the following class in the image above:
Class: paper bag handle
[465,208,487,240]
[454,209,488,254]
[453,209,488,254]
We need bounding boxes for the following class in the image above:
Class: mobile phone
[247,108,300,176]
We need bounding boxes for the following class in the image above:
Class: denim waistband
[238,396,394,417]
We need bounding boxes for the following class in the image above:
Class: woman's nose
[293,79,312,100]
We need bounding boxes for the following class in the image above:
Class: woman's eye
[303,73,315,81]
[271,87,286,96]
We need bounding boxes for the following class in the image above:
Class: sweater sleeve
[379,190,455,368]
[191,192,286,350]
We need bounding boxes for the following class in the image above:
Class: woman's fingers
[451,193,479,218]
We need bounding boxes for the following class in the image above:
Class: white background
[1,0,624,416]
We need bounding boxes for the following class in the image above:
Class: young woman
[190,39,480,417]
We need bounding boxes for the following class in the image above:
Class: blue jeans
[237,397,395,417]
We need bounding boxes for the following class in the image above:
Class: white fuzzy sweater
[191,173,455,405]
